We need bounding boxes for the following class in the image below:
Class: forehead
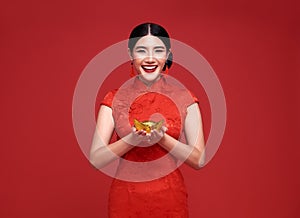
[134,35,166,48]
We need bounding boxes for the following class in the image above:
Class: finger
[151,129,162,139]
[137,130,144,135]
[161,126,168,132]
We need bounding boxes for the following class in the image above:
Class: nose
[145,57,155,63]
[145,51,155,63]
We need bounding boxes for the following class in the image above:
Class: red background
[1,0,299,217]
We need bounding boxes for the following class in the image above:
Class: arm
[89,105,134,169]
[158,103,206,169]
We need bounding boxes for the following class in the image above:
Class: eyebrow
[135,46,166,50]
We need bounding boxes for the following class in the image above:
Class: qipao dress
[100,76,198,218]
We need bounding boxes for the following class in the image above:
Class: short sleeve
[100,89,118,108]
[188,90,199,105]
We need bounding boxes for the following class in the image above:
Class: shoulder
[100,89,119,108]
[167,84,199,106]
[187,90,199,105]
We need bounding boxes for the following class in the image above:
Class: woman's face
[130,35,169,84]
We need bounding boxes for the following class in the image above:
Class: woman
[90,23,205,218]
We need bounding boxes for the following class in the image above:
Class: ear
[128,48,133,61]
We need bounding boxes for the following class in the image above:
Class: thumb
[161,126,168,133]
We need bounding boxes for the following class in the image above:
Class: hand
[122,127,150,146]
[124,126,167,147]
[144,126,168,146]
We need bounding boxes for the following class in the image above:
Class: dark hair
[128,22,173,71]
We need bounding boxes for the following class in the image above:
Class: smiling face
[130,35,169,84]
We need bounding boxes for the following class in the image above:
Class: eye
[136,49,146,53]
[155,49,165,53]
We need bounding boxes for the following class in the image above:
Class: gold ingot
[133,119,164,133]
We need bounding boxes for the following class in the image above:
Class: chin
[139,73,160,82]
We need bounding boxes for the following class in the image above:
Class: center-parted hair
[128,23,173,71]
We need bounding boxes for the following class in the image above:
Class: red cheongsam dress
[100,76,198,218]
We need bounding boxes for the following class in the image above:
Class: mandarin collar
[133,75,168,93]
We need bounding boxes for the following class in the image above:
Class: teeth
[143,66,156,70]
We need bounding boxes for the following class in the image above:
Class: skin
[89,35,206,170]
[129,35,170,86]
